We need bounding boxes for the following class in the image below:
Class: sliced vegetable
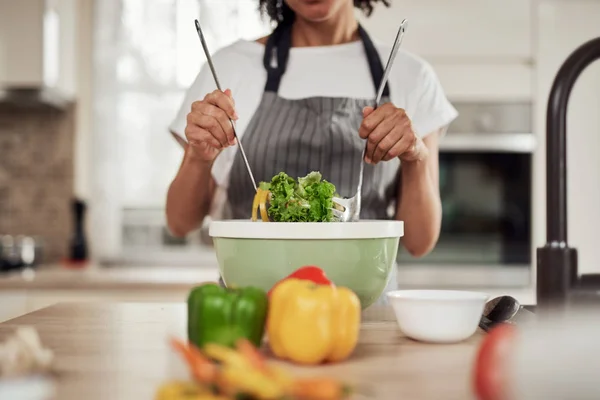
[265,364,295,392]
[251,189,261,222]
[251,187,271,222]
[267,265,333,297]
[220,365,285,399]
[154,380,209,400]
[201,343,285,399]
[267,278,361,365]
[204,343,249,369]
[236,338,267,372]
[165,334,352,400]
[169,338,217,384]
[259,188,269,222]
[292,377,353,400]
[187,283,268,349]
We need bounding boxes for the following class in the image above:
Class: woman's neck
[291,7,359,47]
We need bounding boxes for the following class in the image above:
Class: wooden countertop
[0,302,482,400]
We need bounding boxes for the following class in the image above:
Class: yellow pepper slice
[251,188,271,222]
[267,365,295,391]
[220,366,286,399]
[259,189,270,222]
[154,380,208,400]
[267,278,361,365]
[203,343,250,369]
[251,189,262,221]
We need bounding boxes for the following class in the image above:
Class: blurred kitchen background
[1,0,599,320]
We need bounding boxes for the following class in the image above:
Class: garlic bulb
[0,327,53,378]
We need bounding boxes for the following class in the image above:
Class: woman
[166,0,457,298]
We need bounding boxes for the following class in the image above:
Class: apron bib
[225,24,400,303]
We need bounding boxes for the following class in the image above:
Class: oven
[397,102,534,287]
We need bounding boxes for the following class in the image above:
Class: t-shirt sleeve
[168,63,236,187]
[409,62,458,138]
[168,64,214,141]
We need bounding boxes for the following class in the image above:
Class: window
[92,0,271,260]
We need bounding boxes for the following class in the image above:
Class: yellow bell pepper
[267,278,361,365]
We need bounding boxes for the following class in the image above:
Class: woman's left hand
[359,103,428,164]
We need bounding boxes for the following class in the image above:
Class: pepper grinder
[68,199,88,263]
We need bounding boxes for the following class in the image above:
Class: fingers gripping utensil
[194,19,258,192]
[332,19,408,222]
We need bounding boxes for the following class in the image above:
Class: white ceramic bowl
[386,290,489,343]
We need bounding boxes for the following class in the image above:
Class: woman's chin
[298,10,337,23]
[293,1,337,22]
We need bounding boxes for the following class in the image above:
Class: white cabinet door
[358,0,533,60]
[534,0,600,275]
[434,63,533,101]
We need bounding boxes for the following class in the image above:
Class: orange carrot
[291,377,352,400]
[235,338,267,372]
[169,337,217,383]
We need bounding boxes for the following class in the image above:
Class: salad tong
[332,19,408,222]
[194,19,258,192]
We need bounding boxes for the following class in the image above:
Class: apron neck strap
[263,23,390,98]
[357,25,390,99]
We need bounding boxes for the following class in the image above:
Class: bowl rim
[386,289,489,302]
[209,219,404,239]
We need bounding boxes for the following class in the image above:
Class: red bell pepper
[268,266,333,297]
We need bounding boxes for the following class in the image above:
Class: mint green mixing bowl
[209,220,403,309]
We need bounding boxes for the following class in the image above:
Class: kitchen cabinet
[0,0,45,88]
[0,0,78,97]
[435,64,533,101]
[357,0,535,101]
[534,0,600,275]
[358,0,533,61]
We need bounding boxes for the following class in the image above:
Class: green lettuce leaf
[260,171,336,222]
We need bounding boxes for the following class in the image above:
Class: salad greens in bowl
[252,172,340,223]
[213,170,403,309]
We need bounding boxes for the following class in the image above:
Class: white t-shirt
[170,39,458,188]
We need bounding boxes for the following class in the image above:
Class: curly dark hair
[259,0,391,25]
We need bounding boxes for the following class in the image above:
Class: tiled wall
[0,105,75,263]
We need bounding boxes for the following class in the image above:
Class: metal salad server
[194,19,258,192]
[332,19,408,222]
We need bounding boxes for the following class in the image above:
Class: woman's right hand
[185,88,238,162]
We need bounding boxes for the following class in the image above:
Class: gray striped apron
[225,24,400,304]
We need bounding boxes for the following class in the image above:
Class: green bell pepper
[187,283,269,349]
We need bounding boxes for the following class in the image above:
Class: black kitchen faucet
[537,37,600,310]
